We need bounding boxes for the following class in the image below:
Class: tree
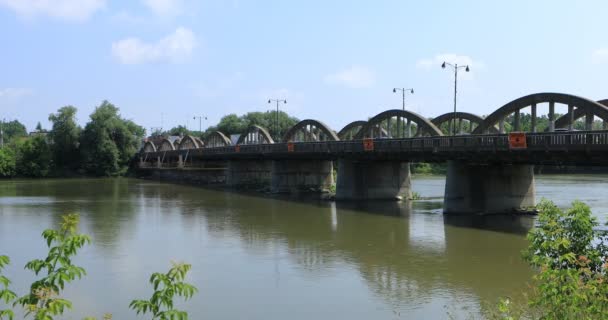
[0,148,16,177]
[15,136,52,177]
[203,110,299,141]
[48,106,81,171]
[80,101,145,176]
[494,199,608,319]
[1,120,27,144]
[35,122,43,132]
[164,125,191,137]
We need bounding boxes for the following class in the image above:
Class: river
[1,175,607,319]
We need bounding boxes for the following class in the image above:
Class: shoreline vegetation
[1,200,606,319]
[3,103,608,181]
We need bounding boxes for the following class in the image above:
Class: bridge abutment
[335,159,411,200]
[226,160,272,188]
[443,161,535,214]
[270,160,334,193]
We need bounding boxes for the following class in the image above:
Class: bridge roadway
[139,92,608,215]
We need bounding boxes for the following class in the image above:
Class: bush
[486,199,608,319]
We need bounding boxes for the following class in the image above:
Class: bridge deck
[141,131,608,166]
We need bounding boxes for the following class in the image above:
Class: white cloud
[142,0,182,17]
[0,0,105,21]
[0,87,32,99]
[324,66,376,88]
[592,48,608,64]
[111,27,197,64]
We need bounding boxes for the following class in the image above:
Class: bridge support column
[444,161,535,214]
[157,157,162,168]
[335,159,411,200]
[178,155,184,168]
[270,160,334,193]
[226,160,272,189]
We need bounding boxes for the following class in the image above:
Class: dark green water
[0,175,607,319]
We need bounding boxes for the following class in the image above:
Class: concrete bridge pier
[443,161,535,214]
[226,160,272,188]
[335,159,411,200]
[270,160,334,193]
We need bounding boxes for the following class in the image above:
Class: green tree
[15,136,51,177]
[1,120,27,145]
[492,200,608,319]
[522,200,608,318]
[80,101,145,176]
[130,263,198,320]
[16,214,90,320]
[48,106,81,171]
[35,122,42,132]
[163,125,191,137]
[0,148,16,178]
[203,110,299,141]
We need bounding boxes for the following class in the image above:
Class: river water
[0,175,607,319]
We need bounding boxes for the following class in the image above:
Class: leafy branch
[130,262,198,320]
[15,213,90,320]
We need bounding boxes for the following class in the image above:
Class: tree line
[0,101,145,178]
[156,110,299,141]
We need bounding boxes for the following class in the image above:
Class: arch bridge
[139,92,608,215]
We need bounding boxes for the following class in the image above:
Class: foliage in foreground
[0,214,197,320]
[130,262,198,320]
[15,213,89,319]
[485,199,608,319]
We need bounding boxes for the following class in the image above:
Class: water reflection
[4,176,601,319]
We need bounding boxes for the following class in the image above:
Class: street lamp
[193,115,207,133]
[441,61,470,136]
[392,88,414,111]
[268,99,287,139]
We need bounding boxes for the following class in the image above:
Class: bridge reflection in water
[131,180,535,317]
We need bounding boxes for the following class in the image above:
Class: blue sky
[1,0,608,133]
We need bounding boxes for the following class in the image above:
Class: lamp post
[392,88,414,111]
[268,99,287,139]
[441,61,470,136]
[193,115,207,133]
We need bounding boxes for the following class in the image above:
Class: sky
[1,0,608,134]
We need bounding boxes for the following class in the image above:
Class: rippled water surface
[1,175,607,319]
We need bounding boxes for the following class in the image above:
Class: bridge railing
[139,131,608,163]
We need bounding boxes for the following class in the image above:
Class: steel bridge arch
[203,131,232,147]
[338,121,367,140]
[355,109,444,139]
[431,112,498,134]
[473,93,608,134]
[237,125,274,145]
[553,99,608,129]
[178,135,203,150]
[158,138,176,151]
[282,119,339,142]
[143,141,156,153]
